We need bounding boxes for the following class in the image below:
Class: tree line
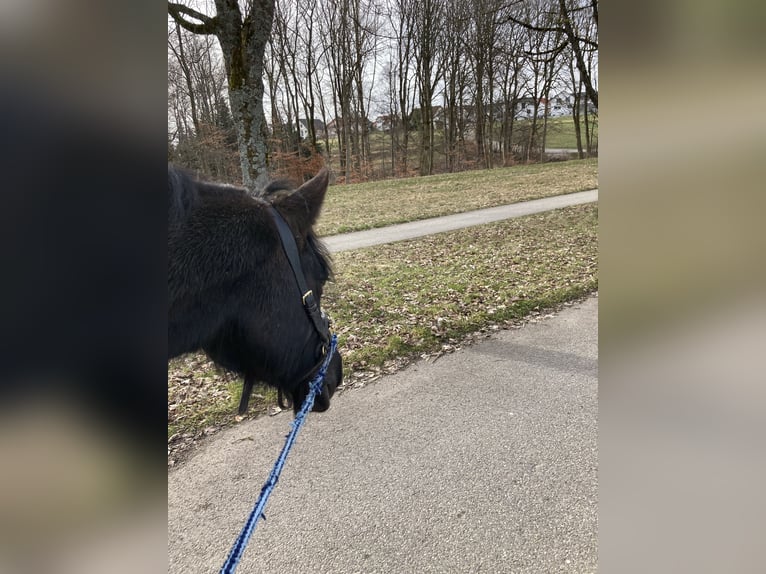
[168,0,597,191]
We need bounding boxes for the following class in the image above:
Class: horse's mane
[168,165,198,224]
[168,166,333,281]
[169,165,253,221]
[263,178,294,196]
[265,179,334,282]
[305,230,333,283]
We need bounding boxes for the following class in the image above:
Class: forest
[168,0,598,186]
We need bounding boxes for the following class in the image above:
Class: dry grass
[316,158,597,235]
[326,204,598,376]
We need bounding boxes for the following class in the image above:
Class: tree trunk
[583,100,591,156]
[172,22,200,135]
[540,104,548,163]
[570,58,584,159]
[169,0,275,193]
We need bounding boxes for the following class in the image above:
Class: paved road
[168,296,598,574]
[323,189,598,252]
[544,148,581,155]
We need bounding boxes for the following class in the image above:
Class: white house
[298,119,325,140]
[514,95,573,120]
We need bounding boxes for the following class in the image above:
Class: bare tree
[169,0,598,188]
[296,0,322,150]
[466,0,508,168]
[269,0,301,154]
[168,0,276,192]
[495,14,526,165]
[412,0,444,175]
[536,1,567,162]
[169,21,201,136]
[385,0,418,176]
[315,0,378,181]
[168,22,239,180]
[261,0,332,180]
[503,0,597,110]
[440,0,471,172]
[558,0,597,108]
[556,0,596,157]
[319,0,355,178]
[353,0,380,172]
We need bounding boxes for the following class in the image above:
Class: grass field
[325,204,598,376]
[168,200,598,464]
[537,115,598,149]
[317,157,597,235]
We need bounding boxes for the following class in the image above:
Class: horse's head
[168,166,342,415]
[261,169,343,412]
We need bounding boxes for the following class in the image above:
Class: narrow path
[323,188,598,252]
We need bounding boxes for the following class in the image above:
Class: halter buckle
[302,290,314,305]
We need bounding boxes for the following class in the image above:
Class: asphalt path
[168,296,598,574]
[323,189,597,253]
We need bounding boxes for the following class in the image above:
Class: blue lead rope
[219,334,338,574]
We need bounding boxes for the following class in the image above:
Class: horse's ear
[274,168,330,233]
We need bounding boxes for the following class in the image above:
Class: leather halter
[266,205,333,411]
[266,205,331,351]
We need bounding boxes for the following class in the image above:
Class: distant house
[373,114,395,132]
[298,118,326,140]
[326,118,339,137]
[325,116,372,138]
[548,94,573,117]
[514,95,573,119]
[567,91,598,116]
[407,106,447,130]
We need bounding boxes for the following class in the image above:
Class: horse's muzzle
[292,349,343,413]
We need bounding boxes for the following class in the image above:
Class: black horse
[168,166,342,413]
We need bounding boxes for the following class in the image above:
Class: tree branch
[592,0,599,28]
[499,12,596,50]
[558,0,597,108]
[525,41,569,62]
[168,2,219,35]
[500,13,566,36]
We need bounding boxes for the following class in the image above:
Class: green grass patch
[539,115,599,149]
[316,158,597,236]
